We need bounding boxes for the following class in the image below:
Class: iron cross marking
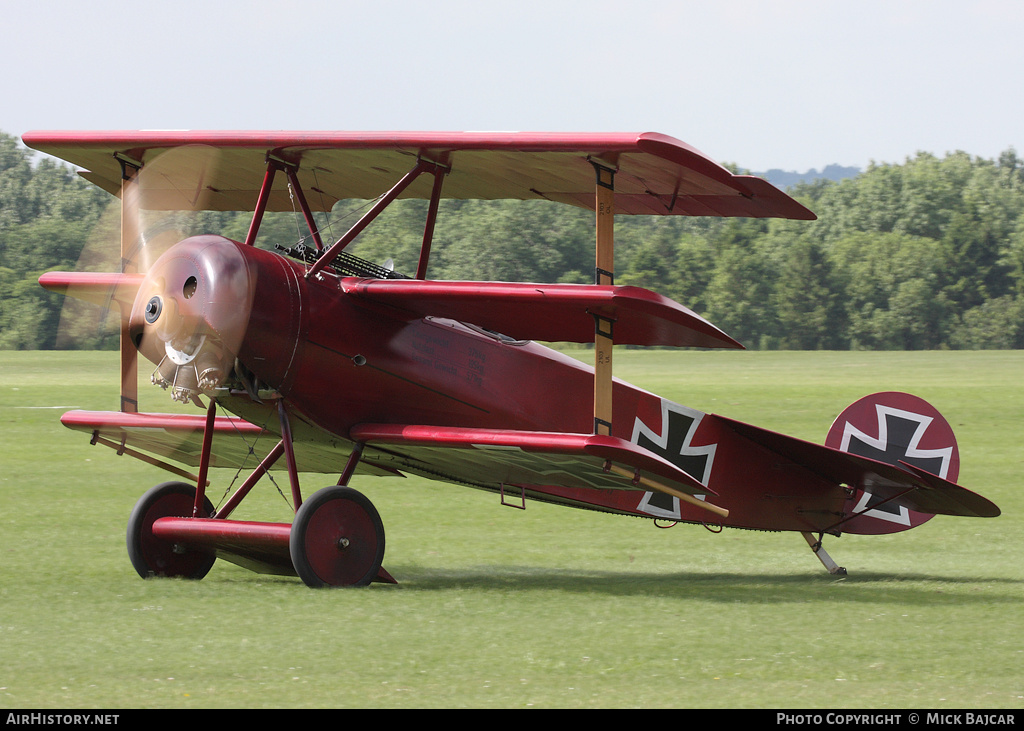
[843,408,949,477]
[631,401,716,519]
[633,405,712,480]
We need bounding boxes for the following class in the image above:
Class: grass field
[1,349,1021,709]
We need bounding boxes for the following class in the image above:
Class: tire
[127,481,216,580]
[289,486,385,588]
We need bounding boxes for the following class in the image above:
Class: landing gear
[127,481,216,579]
[124,402,392,587]
[289,486,386,588]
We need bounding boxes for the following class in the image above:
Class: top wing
[22,130,815,219]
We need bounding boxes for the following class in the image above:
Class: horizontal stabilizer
[713,415,1000,519]
[896,461,1001,518]
[39,271,144,312]
[342,278,742,349]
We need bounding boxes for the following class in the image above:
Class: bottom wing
[58,411,727,517]
[59,410,398,479]
[350,423,728,518]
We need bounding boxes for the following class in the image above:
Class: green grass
[1,349,1021,709]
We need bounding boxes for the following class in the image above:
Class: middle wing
[341,278,742,348]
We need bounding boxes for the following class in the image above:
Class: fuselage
[128,235,928,537]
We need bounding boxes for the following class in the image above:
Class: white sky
[3,0,1021,173]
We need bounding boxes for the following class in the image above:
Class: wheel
[127,481,216,580]
[289,486,385,588]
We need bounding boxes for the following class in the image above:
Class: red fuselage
[240,248,600,435]
[128,235,948,537]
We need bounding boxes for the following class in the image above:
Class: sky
[3,0,1022,173]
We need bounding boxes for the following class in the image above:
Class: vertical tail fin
[826,391,959,534]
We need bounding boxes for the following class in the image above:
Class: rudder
[825,392,958,534]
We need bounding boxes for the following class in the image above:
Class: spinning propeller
[45,146,256,409]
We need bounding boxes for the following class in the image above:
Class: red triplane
[25,131,999,587]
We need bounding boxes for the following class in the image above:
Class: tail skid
[802,532,847,576]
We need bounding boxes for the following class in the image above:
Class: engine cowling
[128,235,302,403]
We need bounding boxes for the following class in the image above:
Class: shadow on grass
[378,564,1024,605]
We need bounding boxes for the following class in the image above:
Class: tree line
[2,130,1023,351]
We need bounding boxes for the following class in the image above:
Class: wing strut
[592,160,616,436]
[244,157,285,247]
[277,399,303,510]
[416,163,449,279]
[244,155,333,252]
[306,158,445,280]
[193,399,218,517]
[284,164,326,251]
[117,154,142,414]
